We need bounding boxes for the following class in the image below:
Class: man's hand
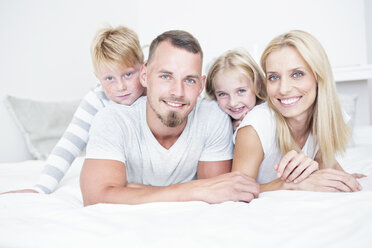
[81,159,259,206]
[275,150,319,184]
[288,168,362,192]
[191,171,259,203]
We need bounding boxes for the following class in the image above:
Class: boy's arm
[80,158,259,206]
[33,89,106,194]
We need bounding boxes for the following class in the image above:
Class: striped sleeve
[33,85,108,193]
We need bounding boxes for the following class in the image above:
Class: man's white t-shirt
[86,96,234,186]
[233,102,317,184]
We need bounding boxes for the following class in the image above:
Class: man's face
[141,41,205,128]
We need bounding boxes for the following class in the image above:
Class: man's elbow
[80,185,112,207]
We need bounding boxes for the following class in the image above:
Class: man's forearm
[85,181,198,206]
[83,172,260,206]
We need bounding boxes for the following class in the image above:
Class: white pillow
[4,95,80,160]
[338,93,358,127]
[338,93,358,146]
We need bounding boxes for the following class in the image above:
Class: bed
[0,125,372,248]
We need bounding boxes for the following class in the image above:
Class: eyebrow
[158,69,200,79]
[186,75,200,80]
[266,67,307,74]
[158,69,173,75]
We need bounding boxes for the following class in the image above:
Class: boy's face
[96,63,144,105]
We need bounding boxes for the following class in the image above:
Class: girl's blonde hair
[205,49,266,104]
[91,25,144,72]
[260,30,350,167]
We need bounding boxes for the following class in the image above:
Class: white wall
[0,0,369,162]
[366,0,372,120]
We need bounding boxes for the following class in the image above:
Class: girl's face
[213,69,256,120]
[265,46,317,123]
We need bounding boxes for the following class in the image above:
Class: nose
[229,95,239,107]
[279,78,291,95]
[169,80,185,98]
[117,79,127,91]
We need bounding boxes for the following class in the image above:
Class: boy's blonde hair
[260,30,351,167]
[205,49,266,104]
[91,25,144,72]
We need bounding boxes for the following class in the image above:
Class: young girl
[6,25,146,194]
[205,49,266,131]
[232,30,363,192]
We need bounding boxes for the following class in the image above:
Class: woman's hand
[351,173,367,179]
[275,150,319,183]
[290,168,362,192]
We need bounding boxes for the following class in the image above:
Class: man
[80,30,259,205]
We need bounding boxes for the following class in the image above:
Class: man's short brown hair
[147,30,203,64]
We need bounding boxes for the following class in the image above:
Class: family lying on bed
[5,25,365,205]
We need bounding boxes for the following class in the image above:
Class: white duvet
[1,127,372,248]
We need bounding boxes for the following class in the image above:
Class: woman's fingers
[352,173,367,179]
[290,160,319,183]
[276,150,297,178]
[321,169,362,192]
[276,151,318,183]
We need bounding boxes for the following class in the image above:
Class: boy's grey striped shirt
[33,85,110,193]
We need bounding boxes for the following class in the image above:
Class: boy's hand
[0,189,38,195]
[275,150,319,183]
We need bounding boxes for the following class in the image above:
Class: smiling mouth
[163,100,186,108]
[279,97,301,105]
[229,106,245,113]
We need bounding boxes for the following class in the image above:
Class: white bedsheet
[1,127,372,248]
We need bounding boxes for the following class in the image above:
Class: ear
[93,71,99,80]
[199,75,206,95]
[139,62,148,88]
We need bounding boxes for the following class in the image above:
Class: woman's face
[265,46,317,123]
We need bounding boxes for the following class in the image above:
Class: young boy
[9,25,145,194]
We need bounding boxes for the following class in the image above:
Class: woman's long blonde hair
[260,30,350,167]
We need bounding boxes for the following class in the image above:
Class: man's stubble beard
[148,97,187,128]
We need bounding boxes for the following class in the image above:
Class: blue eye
[268,75,279,81]
[124,72,133,78]
[292,71,303,78]
[217,92,227,97]
[186,78,196,84]
[161,74,170,80]
[237,89,246,94]
[106,76,114,82]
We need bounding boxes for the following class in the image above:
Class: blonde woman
[233,30,363,192]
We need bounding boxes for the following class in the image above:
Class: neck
[287,113,313,149]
